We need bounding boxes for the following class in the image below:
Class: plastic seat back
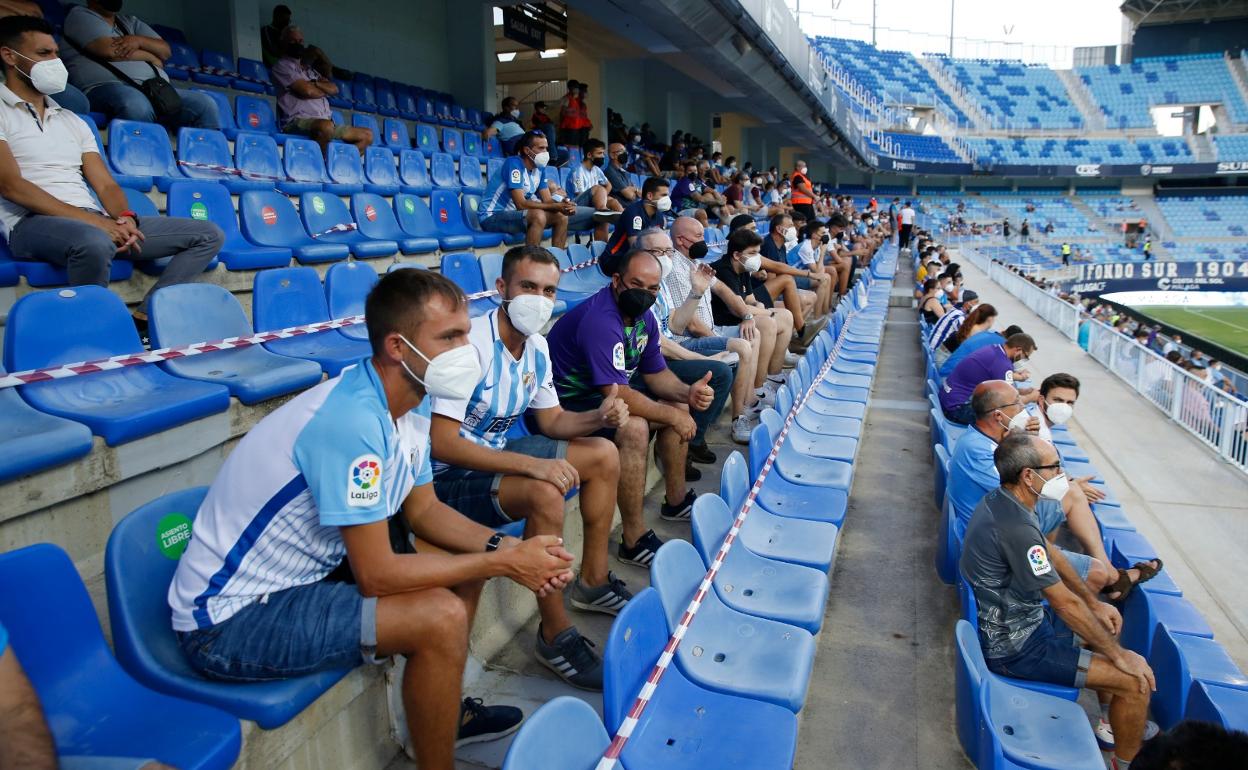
[235,95,278,133]
[430,189,470,234]
[166,41,198,70]
[109,119,177,178]
[415,123,439,153]
[352,193,406,240]
[325,261,379,320]
[459,154,483,188]
[167,180,243,240]
[253,267,331,330]
[399,149,431,189]
[502,696,610,770]
[440,251,485,294]
[461,193,489,231]
[747,417,777,482]
[954,619,987,761]
[237,57,270,86]
[394,194,439,237]
[300,191,365,242]
[365,146,400,186]
[283,136,329,184]
[604,587,670,732]
[354,80,376,106]
[394,86,417,117]
[233,130,283,180]
[650,539,712,632]
[479,251,503,288]
[720,450,751,512]
[351,113,382,146]
[462,132,481,158]
[484,135,502,157]
[191,88,237,132]
[199,49,235,75]
[383,118,410,149]
[934,442,951,511]
[430,151,458,188]
[486,157,504,180]
[4,285,142,373]
[239,190,308,248]
[327,141,364,185]
[176,127,234,180]
[442,127,462,155]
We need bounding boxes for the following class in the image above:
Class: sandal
[1103,558,1163,602]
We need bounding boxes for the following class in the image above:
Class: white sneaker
[732,415,753,444]
[1095,718,1158,752]
[783,351,800,368]
[754,387,776,407]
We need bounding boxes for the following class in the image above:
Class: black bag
[65,15,182,123]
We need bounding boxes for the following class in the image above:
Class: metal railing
[963,246,1248,474]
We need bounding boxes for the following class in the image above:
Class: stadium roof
[1119,0,1248,25]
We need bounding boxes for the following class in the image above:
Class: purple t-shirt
[940,344,1014,411]
[547,286,666,405]
[271,57,331,124]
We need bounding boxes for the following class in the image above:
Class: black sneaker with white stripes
[568,571,632,615]
[660,489,697,522]
[535,625,603,691]
[617,529,663,567]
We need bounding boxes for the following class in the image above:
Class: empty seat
[324,141,366,194]
[0,368,93,482]
[690,494,828,633]
[353,192,438,254]
[1185,681,1248,732]
[462,131,481,158]
[234,94,280,135]
[105,489,352,728]
[252,267,371,375]
[0,543,241,768]
[414,123,439,154]
[363,146,401,195]
[149,284,322,402]
[398,149,433,195]
[233,130,305,193]
[324,262,379,341]
[192,49,234,87]
[502,696,609,770]
[1150,627,1248,729]
[191,88,240,139]
[351,113,383,147]
[430,188,503,249]
[3,286,230,445]
[167,181,292,270]
[235,57,273,94]
[299,192,397,259]
[281,136,329,192]
[382,118,411,151]
[1120,590,1212,660]
[752,411,853,491]
[440,251,494,317]
[442,127,462,156]
[393,193,444,245]
[459,154,485,195]
[651,539,815,711]
[604,588,798,770]
[239,190,349,264]
[164,41,198,79]
[176,127,269,192]
[109,119,180,191]
[429,151,460,190]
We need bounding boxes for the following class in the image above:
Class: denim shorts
[986,609,1092,689]
[680,335,730,355]
[433,434,567,526]
[480,209,528,234]
[1037,500,1093,580]
[795,275,815,291]
[573,188,596,207]
[943,402,976,426]
[176,579,376,682]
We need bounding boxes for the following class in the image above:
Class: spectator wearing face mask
[709,227,799,383]
[601,176,670,275]
[625,128,660,176]
[671,161,723,226]
[604,142,640,204]
[918,279,945,325]
[934,301,995,369]
[484,96,528,156]
[792,218,836,317]
[753,211,821,345]
[529,100,555,146]
[567,138,622,241]
[479,131,594,248]
[940,333,1038,425]
[271,26,372,156]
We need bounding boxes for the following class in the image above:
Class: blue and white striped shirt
[928,306,966,353]
[481,157,541,217]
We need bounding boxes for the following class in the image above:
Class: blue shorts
[795,275,815,291]
[1037,500,1093,580]
[680,336,730,355]
[177,579,376,681]
[986,609,1092,688]
[943,402,976,426]
[480,209,527,234]
[433,434,567,526]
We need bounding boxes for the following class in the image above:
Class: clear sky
[786,0,1125,68]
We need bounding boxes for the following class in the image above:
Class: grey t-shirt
[62,7,170,93]
[959,486,1060,659]
[604,163,631,200]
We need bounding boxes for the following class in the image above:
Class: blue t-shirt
[940,343,1014,412]
[939,330,1004,377]
[547,286,666,406]
[481,157,542,217]
[602,197,662,272]
[948,426,1003,540]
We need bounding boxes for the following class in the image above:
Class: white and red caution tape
[0,253,606,390]
[309,222,359,239]
[176,159,284,182]
[595,300,868,769]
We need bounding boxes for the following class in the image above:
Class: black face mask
[616,152,628,164]
[287,42,306,59]
[820,234,830,244]
[591,156,605,168]
[687,171,697,179]
[616,287,657,318]
[98,0,124,11]
[688,241,709,260]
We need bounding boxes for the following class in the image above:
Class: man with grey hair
[961,433,1156,770]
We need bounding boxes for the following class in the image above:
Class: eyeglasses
[645,247,676,258]
[1028,463,1063,471]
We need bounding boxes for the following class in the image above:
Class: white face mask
[398,334,481,400]
[509,109,521,118]
[1013,357,1030,373]
[999,408,1030,434]
[531,150,550,168]
[1045,401,1073,425]
[657,254,673,281]
[11,51,68,96]
[503,294,554,337]
[1030,470,1070,501]
[738,252,762,273]
[783,228,798,245]
[653,195,671,213]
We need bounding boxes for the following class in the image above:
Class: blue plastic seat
[1105,530,1182,596]
[430,151,460,191]
[3,286,230,445]
[459,154,484,195]
[462,132,481,158]
[651,539,815,711]
[109,119,180,191]
[442,127,462,156]
[252,267,371,375]
[235,57,272,94]
[776,391,860,460]
[191,49,234,87]
[190,88,238,140]
[1092,502,1135,532]
[164,41,198,79]
[104,489,353,729]
[352,193,437,254]
[0,543,241,768]
[1151,627,1248,729]
[393,193,444,246]
[717,452,837,571]
[414,123,439,153]
[234,130,308,193]
[933,442,951,513]
[502,696,609,770]
[0,368,93,482]
[167,181,291,270]
[753,411,853,490]
[281,136,330,192]
[324,141,366,194]
[149,284,322,402]
[235,95,282,138]
[1185,681,1248,732]
[239,190,349,264]
[362,146,401,196]
[325,262,379,341]
[690,494,828,633]
[604,588,798,770]
[440,252,494,317]
[176,127,268,193]
[299,192,397,259]
[431,189,504,248]
[1120,590,1212,660]
[382,118,411,151]
[398,149,433,195]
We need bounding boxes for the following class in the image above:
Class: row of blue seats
[916,281,1247,768]
[502,254,902,768]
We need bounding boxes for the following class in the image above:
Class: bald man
[604,143,639,204]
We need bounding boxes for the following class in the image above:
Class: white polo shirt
[0,84,101,235]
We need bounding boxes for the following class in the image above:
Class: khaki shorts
[283,117,350,138]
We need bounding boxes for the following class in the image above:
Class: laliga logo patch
[1027,545,1052,576]
[510,169,522,184]
[348,454,383,507]
[612,342,626,371]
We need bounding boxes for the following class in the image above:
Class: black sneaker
[568,571,633,615]
[684,459,702,481]
[688,443,717,465]
[660,490,697,522]
[535,625,604,691]
[456,697,523,747]
[618,529,663,567]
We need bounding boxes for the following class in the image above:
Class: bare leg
[754,313,777,386]
[1085,653,1152,764]
[768,309,795,373]
[727,336,759,416]
[551,211,569,249]
[496,476,575,641]
[654,415,688,505]
[525,209,547,248]
[614,415,651,548]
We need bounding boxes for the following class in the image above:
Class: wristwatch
[485,532,504,552]
[741,312,754,321]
